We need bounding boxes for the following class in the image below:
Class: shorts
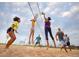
[36,42,40,44]
[31,26,35,30]
[67,42,70,46]
[59,39,66,46]
[7,27,14,33]
[31,27,35,32]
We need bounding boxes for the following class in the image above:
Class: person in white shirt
[64,34,71,51]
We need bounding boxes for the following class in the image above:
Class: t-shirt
[36,36,41,42]
[57,31,64,41]
[64,36,70,43]
[11,21,19,31]
[45,18,51,28]
[31,19,36,27]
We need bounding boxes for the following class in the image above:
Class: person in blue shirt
[35,34,41,47]
[55,28,68,52]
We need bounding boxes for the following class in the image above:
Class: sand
[0,45,79,57]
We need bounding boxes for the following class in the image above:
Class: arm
[35,37,37,41]
[30,17,36,22]
[55,32,58,41]
[62,31,64,37]
[33,16,37,21]
[34,38,37,42]
[34,14,38,20]
[42,12,46,20]
[15,30,18,33]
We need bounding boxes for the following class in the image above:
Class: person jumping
[28,16,37,45]
[42,12,56,49]
[6,16,20,49]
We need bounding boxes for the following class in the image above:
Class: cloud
[0,12,5,16]
[43,2,60,17]
[44,2,58,13]
[61,5,79,17]
[44,7,50,13]
[11,2,27,7]
[48,2,57,6]
[62,11,71,17]
[71,6,79,13]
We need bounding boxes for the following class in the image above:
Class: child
[29,16,36,45]
[42,12,56,49]
[64,34,71,51]
[6,16,20,48]
[55,28,68,52]
[35,34,41,47]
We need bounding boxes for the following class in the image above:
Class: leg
[59,43,63,51]
[61,46,63,51]
[63,45,68,53]
[68,45,71,51]
[29,30,32,44]
[68,45,72,51]
[35,42,38,47]
[48,28,56,48]
[45,28,49,49]
[46,39,50,50]
[32,30,34,44]
[68,42,71,51]
[6,39,15,48]
[60,44,63,51]
[6,32,16,48]
[39,42,41,48]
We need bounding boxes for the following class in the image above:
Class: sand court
[0,45,79,57]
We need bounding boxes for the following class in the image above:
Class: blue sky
[0,2,79,46]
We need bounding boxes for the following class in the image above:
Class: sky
[0,2,79,46]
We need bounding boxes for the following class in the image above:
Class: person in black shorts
[64,34,71,51]
[6,16,20,48]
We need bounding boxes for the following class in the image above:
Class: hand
[56,38,58,41]
[35,13,38,19]
[41,12,45,15]
[15,30,18,33]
